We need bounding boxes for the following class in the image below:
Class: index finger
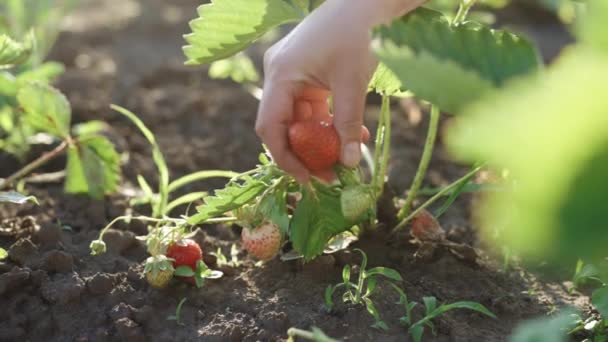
[255,82,310,183]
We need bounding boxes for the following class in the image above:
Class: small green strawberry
[144,255,175,289]
[334,165,362,187]
[241,222,282,261]
[340,185,375,222]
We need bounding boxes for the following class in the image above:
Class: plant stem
[452,0,477,25]
[0,140,69,190]
[372,97,386,180]
[392,166,482,234]
[397,105,440,221]
[373,96,391,196]
[377,96,391,197]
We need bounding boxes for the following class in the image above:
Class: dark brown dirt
[0,1,588,341]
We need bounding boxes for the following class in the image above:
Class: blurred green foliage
[446,0,608,266]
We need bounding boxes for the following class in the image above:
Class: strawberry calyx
[174,260,223,288]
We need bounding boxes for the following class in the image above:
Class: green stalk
[452,0,477,26]
[392,166,482,234]
[377,96,391,197]
[397,105,440,221]
[372,97,386,179]
[373,96,391,196]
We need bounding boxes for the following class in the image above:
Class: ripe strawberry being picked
[166,239,203,285]
[144,255,175,289]
[241,221,282,261]
[410,209,446,242]
[288,119,341,172]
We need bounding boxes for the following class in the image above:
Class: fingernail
[342,142,361,167]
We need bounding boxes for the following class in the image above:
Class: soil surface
[0,1,587,341]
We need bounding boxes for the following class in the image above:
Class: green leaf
[209,53,260,83]
[423,296,437,315]
[17,81,71,138]
[572,261,601,288]
[65,136,121,199]
[290,181,352,261]
[72,120,110,138]
[342,264,351,284]
[183,0,308,65]
[0,247,7,260]
[373,7,541,113]
[0,191,38,204]
[431,301,497,320]
[16,61,64,84]
[576,0,608,53]
[368,62,411,97]
[410,325,425,342]
[446,48,608,264]
[508,310,577,342]
[592,287,608,318]
[111,104,169,217]
[435,166,479,218]
[365,267,403,282]
[175,265,195,277]
[187,178,267,224]
[0,33,32,67]
[258,184,290,234]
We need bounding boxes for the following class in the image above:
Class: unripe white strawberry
[241,222,282,260]
[340,185,375,222]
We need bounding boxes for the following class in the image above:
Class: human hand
[255,0,425,182]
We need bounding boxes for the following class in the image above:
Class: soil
[0,1,587,342]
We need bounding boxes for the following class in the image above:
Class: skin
[255,0,427,183]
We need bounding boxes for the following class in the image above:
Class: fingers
[256,82,310,183]
[331,76,368,168]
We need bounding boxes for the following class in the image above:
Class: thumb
[331,77,367,168]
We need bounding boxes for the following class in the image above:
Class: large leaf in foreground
[446,48,608,264]
[373,7,541,113]
[290,181,352,261]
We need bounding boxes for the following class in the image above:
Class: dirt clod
[43,250,74,273]
[8,238,41,268]
[40,272,85,304]
[101,229,136,255]
[0,267,30,295]
[86,272,115,295]
[114,317,145,342]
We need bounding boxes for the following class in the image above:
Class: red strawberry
[241,222,282,261]
[288,119,340,172]
[166,239,203,284]
[410,209,446,242]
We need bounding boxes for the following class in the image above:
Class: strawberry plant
[324,249,403,331]
[0,1,76,160]
[178,0,542,263]
[391,285,496,342]
[0,34,121,199]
